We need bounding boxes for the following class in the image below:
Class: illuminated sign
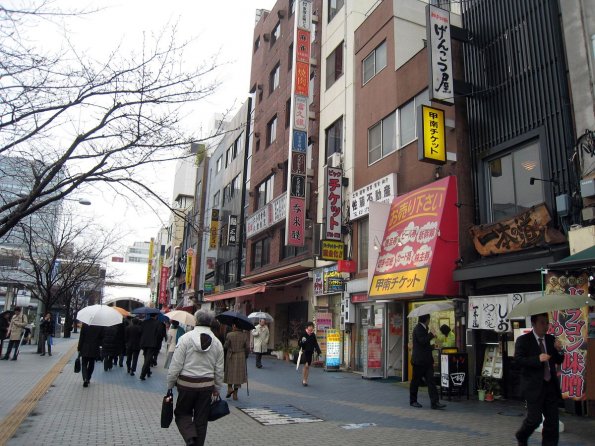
[427,4,453,105]
[320,240,345,261]
[418,105,446,164]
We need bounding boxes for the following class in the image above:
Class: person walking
[101,324,120,371]
[39,312,55,356]
[77,323,103,387]
[139,312,164,380]
[0,311,11,358]
[167,309,224,446]
[297,321,321,387]
[409,314,445,410]
[251,318,269,369]
[223,323,249,400]
[164,320,184,369]
[2,307,28,361]
[125,318,142,376]
[114,320,127,367]
[514,313,564,446]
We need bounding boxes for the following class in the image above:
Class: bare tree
[0,2,225,239]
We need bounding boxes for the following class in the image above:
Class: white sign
[246,193,287,238]
[297,0,312,31]
[294,95,308,130]
[427,5,454,105]
[468,292,541,332]
[349,173,397,220]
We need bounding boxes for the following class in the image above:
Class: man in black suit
[409,313,445,410]
[514,313,564,446]
[139,313,164,380]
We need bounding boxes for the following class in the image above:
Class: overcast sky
[36,0,276,253]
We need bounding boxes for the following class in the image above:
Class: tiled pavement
[1,334,594,446]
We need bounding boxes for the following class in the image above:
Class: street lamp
[63,198,92,206]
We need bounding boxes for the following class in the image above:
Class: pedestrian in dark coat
[113,321,126,367]
[409,314,445,410]
[297,321,321,386]
[223,324,249,400]
[78,323,104,387]
[125,318,142,376]
[514,313,564,446]
[139,313,164,380]
[39,312,55,356]
[0,311,11,358]
[102,324,120,371]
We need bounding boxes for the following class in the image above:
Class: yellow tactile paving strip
[0,343,78,446]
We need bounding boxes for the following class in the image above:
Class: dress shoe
[1,356,9,360]
[302,381,308,387]
[140,376,146,381]
[48,353,52,356]
[431,402,446,410]
[515,433,527,446]
[40,353,45,356]
[11,357,17,361]
[410,402,422,408]
[83,381,89,387]
[130,371,135,376]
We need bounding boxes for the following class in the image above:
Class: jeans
[41,334,52,355]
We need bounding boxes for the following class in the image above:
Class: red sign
[294,61,309,96]
[351,293,368,303]
[159,266,170,305]
[337,259,356,273]
[367,328,382,369]
[296,29,310,63]
[287,196,305,246]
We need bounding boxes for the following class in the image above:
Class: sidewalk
[2,344,594,446]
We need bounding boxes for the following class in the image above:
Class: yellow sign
[146,238,154,286]
[320,240,345,261]
[209,209,219,249]
[369,267,429,297]
[418,105,446,164]
[185,250,193,289]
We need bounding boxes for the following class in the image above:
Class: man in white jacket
[167,310,224,446]
[251,318,269,368]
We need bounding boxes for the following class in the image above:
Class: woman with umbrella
[223,321,250,400]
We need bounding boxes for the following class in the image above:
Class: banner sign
[146,238,154,286]
[209,209,219,249]
[367,328,382,369]
[468,292,541,332]
[418,105,446,164]
[349,173,397,220]
[325,329,341,370]
[320,239,345,261]
[185,248,194,289]
[324,166,343,241]
[247,193,287,238]
[228,215,238,245]
[427,4,453,105]
[159,266,170,305]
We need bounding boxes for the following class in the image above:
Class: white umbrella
[508,293,595,318]
[407,301,454,318]
[76,305,123,327]
[164,310,196,326]
[247,311,274,322]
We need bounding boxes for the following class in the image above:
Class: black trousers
[81,356,95,383]
[126,347,140,372]
[140,347,156,378]
[410,363,439,405]
[255,352,263,367]
[174,388,212,446]
[3,340,21,359]
[516,380,560,446]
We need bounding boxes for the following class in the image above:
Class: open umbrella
[132,306,161,315]
[164,310,196,326]
[216,310,255,331]
[76,305,123,327]
[247,311,274,322]
[111,306,130,317]
[407,301,454,318]
[508,293,595,318]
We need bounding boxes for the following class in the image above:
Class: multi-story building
[124,241,151,264]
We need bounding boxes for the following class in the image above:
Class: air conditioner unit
[328,152,342,168]
[263,33,270,42]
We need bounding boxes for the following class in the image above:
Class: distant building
[124,241,151,264]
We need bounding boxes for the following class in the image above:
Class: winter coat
[8,313,28,341]
[102,325,120,356]
[224,330,249,385]
[166,326,224,391]
[298,331,321,354]
[0,316,10,339]
[411,322,435,366]
[139,318,165,349]
[40,318,55,336]
[125,324,142,350]
[114,322,126,353]
[166,327,179,353]
[251,324,269,353]
[78,324,104,358]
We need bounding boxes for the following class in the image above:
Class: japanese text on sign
[427,5,453,105]
[370,268,428,296]
[350,173,397,220]
[324,166,343,241]
[419,105,446,164]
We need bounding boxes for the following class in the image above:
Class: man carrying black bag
[166,310,224,446]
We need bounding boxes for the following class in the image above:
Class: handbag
[74,355,81,373]
[161,389,174,428]
[208,395,230,422]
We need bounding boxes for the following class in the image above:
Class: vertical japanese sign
[228,215,238,245]
[159,266,169,305]
[146,238,154,285]
[185,248,194,289]
[418,105,446,164]
[324,166,343,240]
[325,328,341,370]
[427,4,453,105]
[209,209,219,249]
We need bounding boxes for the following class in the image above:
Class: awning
[547,245,595,271]
[205,283,266,302]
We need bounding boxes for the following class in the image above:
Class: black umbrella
[132,306,161,315]
[216,311,255,331]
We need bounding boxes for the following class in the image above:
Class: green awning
[547,245,595,271]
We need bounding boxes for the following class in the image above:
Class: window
[487,141,543,222]
[325,116,343,159]
[213,191,220,208]
[363,41,387,84]
[232,175,241,196]
[285,98,291,128]
[358,218,369,271]
[232,135,241,159]
[328,0,344,23]
[225,147,232,167]
[269,63,280,93]
[256,175,274,209]
[222,184,232,206]
[271,21,280,46]
[326,42,343,89]
[216,156,222,172]
[266,115,278,146]
[254,36,260,53]
[252,237,271,269]
[399,89,429,147]
[368,111,396,165]
[288,43,293,70]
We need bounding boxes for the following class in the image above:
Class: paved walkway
[1,334,594,445]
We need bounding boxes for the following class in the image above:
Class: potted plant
[476,373,497,401]
[272,344,284,360]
